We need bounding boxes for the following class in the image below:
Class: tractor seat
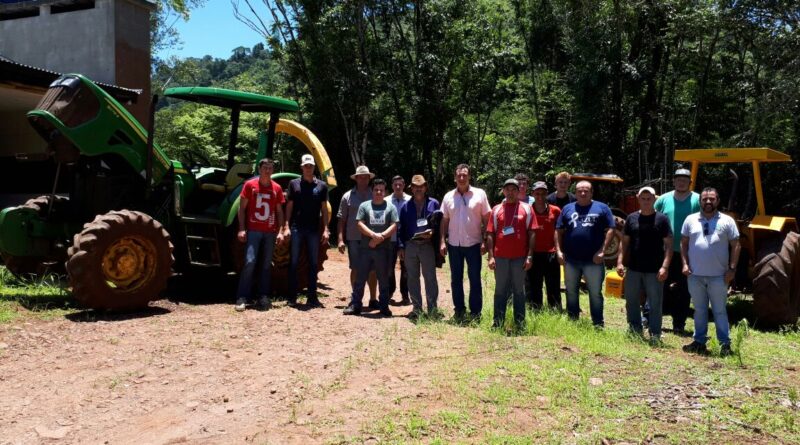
[198,163,253,193]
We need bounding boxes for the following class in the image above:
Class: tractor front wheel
[752,232,800,327]
[66,210,174,311]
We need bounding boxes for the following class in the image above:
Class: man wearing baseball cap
[529,181,563,310]
[284,154,330,307]
[654,168,700,335]
[486,178,537,329]
[617,186,673,342]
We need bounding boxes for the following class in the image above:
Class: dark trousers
[350,247,392,310]
[662,256,691,330]
[390,242,409,300]
[527,252,562,310]
[288,227,321,299]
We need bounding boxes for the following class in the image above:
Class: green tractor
[0,74,335,310]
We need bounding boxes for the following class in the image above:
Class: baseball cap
[301,154,315,166]
[532,181,548,191]
[503,178,519,189]
[674,168,691,178]
[637,186,656,196]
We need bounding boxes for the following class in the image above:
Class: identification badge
[416,218,428,227]
[502,226,515,235]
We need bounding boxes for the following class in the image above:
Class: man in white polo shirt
[440,163,492,322]
[680,187,741,357]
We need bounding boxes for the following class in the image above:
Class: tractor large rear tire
[0,195,70,279]
[752,232,800,327]
[66,210,174,311]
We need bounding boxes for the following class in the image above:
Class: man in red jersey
[529,181,562,311]
[486,178,537,329]
[235,158,286,311]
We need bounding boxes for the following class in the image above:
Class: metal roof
[0,55,141,103]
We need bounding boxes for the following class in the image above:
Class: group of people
[235,156,741,357]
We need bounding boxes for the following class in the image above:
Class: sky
[156,2,266,60]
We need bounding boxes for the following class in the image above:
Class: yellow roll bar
[275,119,338,189]
[674,147,792,217]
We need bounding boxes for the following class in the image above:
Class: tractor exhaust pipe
[146,94,158,197]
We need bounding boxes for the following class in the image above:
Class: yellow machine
[674,147,799,326]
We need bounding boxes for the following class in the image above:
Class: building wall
[0,0,116,84]
[0,0,153,121]
[114,0,152,122]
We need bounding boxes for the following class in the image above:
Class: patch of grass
[356,274,800,443]
[0,267,75,323]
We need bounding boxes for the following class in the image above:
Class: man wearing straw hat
[397,175,441,319]
[337,166,378,307]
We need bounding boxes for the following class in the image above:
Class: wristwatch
[728,265,736,271]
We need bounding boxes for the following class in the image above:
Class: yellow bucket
[604,270,624,298]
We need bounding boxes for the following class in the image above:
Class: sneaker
[682,341,709,355]
[452,311,467,325]
[234,299,246,312]
[648,336,663,347]
[257,296,272,311]
[719,344,734,357]
[306,297,323,308]
[428,308,444,321]
[379,308,393,317]
[368,299,380,310]
[343,304,361,315]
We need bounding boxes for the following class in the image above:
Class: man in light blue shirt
[680,187,741,357]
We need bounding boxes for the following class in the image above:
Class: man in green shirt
[654,168,700,334]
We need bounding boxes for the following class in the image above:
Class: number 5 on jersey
[254,193,271,221]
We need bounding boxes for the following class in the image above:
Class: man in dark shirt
[284,154,330,307]
[546,171,577,209]
[616,187,673,342]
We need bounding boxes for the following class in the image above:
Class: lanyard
[504,203,519,229]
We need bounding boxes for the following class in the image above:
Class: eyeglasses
[703,222,709,236]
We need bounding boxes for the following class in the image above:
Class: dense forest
[153,0,800,215]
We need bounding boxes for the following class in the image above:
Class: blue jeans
[624,270,663,336]
[350,247,392,310]
[236,231,277,301]
[688,275,730,346]
[447,243,483,317]
[493,257,527,327]
[288,227,321,298]
[564,260,605,326]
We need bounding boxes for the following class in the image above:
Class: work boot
[379,307,393,317]
[306,296,323,308]
[682,341,709,355]
[257,296,272,311]
[719,344,734,357]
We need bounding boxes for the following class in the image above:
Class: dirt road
[0,252,446,444]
